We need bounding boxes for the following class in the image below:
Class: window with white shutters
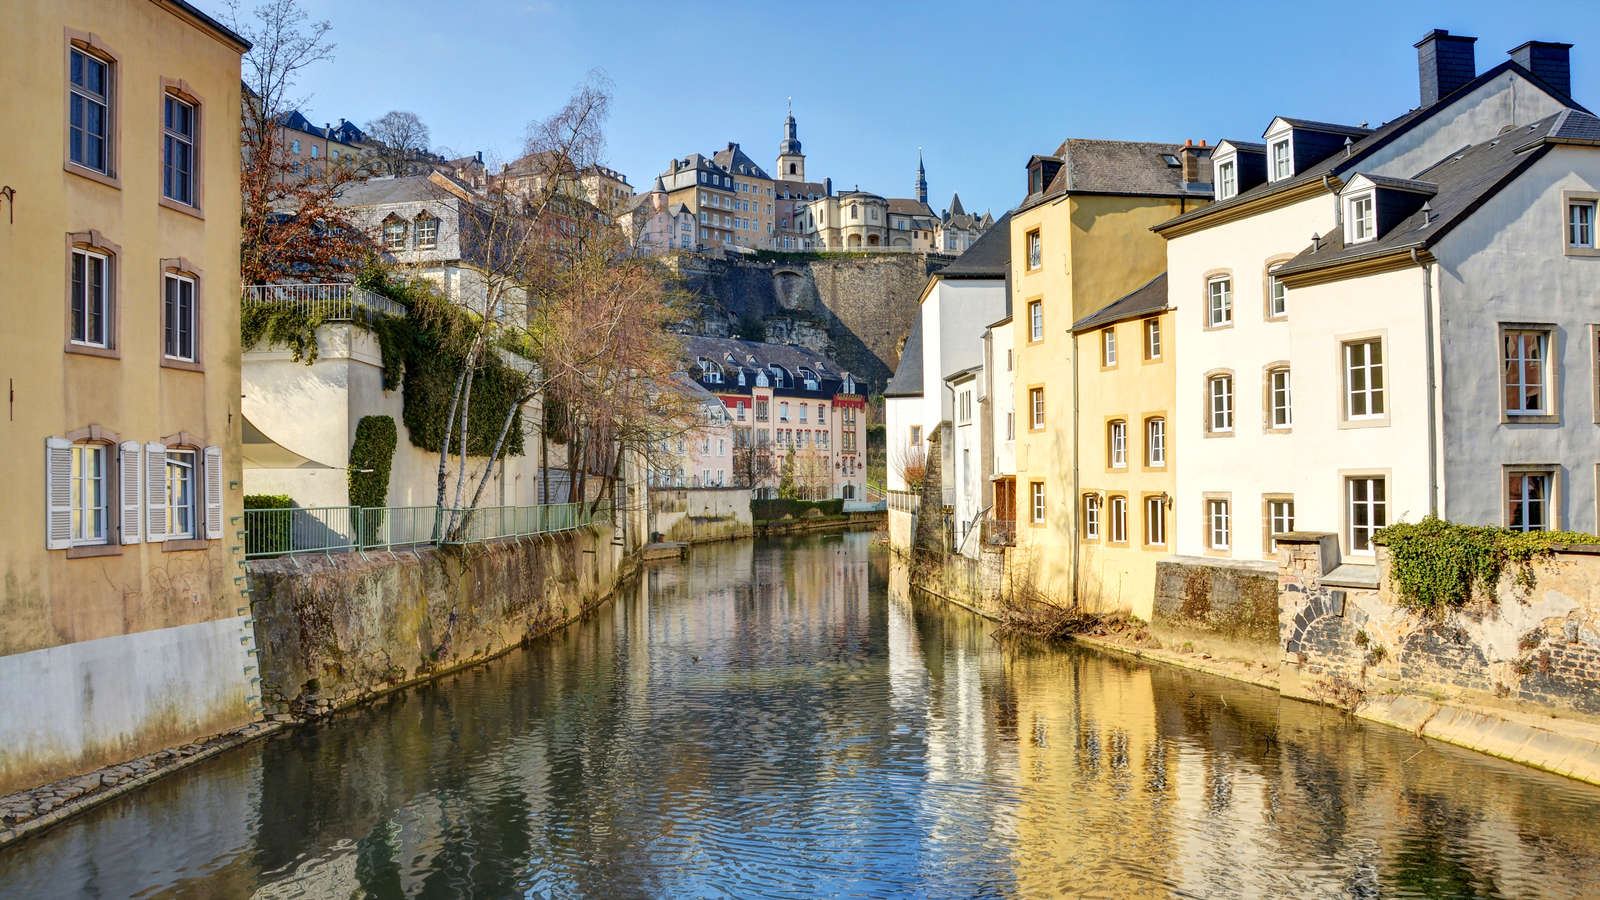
[120,440,143,544]
[45,437,74,549]
[144,442,168,541]
[203,445,223,538]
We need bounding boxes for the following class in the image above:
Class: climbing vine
[1375,517,1600,617]
[347,416,397,508]
[246,267,527,457]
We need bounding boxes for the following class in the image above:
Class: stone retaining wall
[650,487,752,544]
[1150,556,1280,660]
[1276,533,1600,717]
[246,525,626,717]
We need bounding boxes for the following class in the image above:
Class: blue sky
[277,0,1600,217]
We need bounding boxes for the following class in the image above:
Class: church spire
[915,148,928,205]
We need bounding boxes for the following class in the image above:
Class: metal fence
[981,519,1017,547]
[241,283,407,320]
[244,501,611,559]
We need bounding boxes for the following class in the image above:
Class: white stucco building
[1160,31,1593,565]
[885,214,1013,497]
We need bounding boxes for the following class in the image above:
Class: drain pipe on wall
[1413,248,1441,517]
[1071,329,1081,606]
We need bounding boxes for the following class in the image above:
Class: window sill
[158,196,205,220]
[1203,430,1235,439]
[161,357,204,373]
[1263,426,1293,435]
[1502,412,1561,426]
[162,538,209,552]
[67,543,121,559]
[1141,463,1168,472]
[64,161,121,190]
[1203,547,1233,558]
[65,343,120,360]
[1563,246,1600,258]
[1338,417,1391,430]
[1203,322,1235,332]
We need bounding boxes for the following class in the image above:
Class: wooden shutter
[204,445,223,539]
[119,440,143,544]
[45,437,73,550]
[145,442,168,542]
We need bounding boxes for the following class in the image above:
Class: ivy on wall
[347,416,397,508]
[1376,517,1600,617]
[244,267,526,458]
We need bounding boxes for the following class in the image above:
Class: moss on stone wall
[1376,517,1600,617]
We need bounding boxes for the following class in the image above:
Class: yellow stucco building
[1070,276,1174,620]
[0,0,251,793]
[1008,140,1210,602]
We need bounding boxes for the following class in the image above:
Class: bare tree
[891,443,927,492]
[229,0,367,284]
[793,447,833,500]
[365,110,432,175]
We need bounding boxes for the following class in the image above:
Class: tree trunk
[464,390,533,514]
[433,363,469,539]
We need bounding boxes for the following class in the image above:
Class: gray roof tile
[1072,273,1167,332]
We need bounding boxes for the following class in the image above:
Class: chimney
[1179,142,1203,183]
[1415,29,1477,106]
[1509,40,1573,97]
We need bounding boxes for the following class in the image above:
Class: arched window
[382,216,409,251]
[414,213,439,250]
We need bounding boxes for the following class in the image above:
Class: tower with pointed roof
[916,151,928,205]
[777,105,806,182]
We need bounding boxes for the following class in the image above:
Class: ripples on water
[4,533,1600,898]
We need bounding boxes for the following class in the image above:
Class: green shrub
[1376,516,1600,617]
[348,416,397,508]
[243,495,295,556]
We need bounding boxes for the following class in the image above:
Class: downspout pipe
[1071,327,1081,607]
[1413,248,1441,517]
[1324,175,1341,229]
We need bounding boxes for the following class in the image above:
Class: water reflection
[2,533,1600,898]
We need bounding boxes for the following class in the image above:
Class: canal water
[4,533,1600,898]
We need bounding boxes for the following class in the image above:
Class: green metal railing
[244,501,613,559]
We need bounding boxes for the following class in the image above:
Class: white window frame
[1209,375,1234,433]
[1267,498,1295,552]
[382,219,408,251]
[71,442,108,545]
[1507,470,1554,533]
[1269,368,1292,428]
[1102,327,1117,366]
[1145,495,1166,546]
[1207,498,1231,550]
[1269,137,1292,181]
[1346,192,1376,244]
[1503,328,1551,416]
[1146,417,1165,466]
[1216,158,1237,199]
[1344,339,1385,420]
[1145,318,1161,359]
[1029,300,1043,341]
[162,94,196,206]
[71,247,110,348]
[1083,493,1100,538]
[163,273,196,362]
[1207,276,1232,327]
[165,449,198,539]
[1109,495,1128,543]
[1109,420,1126,468]
[69,48,112,175]
[1030,387,1045,429]
[1031,482,1046,525]
[1569,200,1595,249]
[1027,230,1042,270]
[1267,267,1287,318]
[414,215,439,250]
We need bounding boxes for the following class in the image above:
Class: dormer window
[1346,192,1376,244]
[1216,159,1237,200]
[1270,138,1292,181]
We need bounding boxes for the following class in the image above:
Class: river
[3,533,1600,898]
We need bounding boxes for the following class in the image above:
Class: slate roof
[935,211,1013,278]
[883,315,924,398]
[948,193,966,217]
[712,143,771,179]
[1022,139,1211,211]
[1276,110,1592,277]
[1353,173,1439,194]
[1273,118,1373,138]
[334,174,460,207]
[680,336,857,399]
[1071,273,1167,332]
[1155,58,1592,234]
[1552,107,1600,142]
[887,198,937,216]
[1219,139,1267,153]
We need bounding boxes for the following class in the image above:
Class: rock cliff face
[669,254,949,393]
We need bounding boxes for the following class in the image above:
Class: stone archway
[868,234,880,247]
[847,234,862,249]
